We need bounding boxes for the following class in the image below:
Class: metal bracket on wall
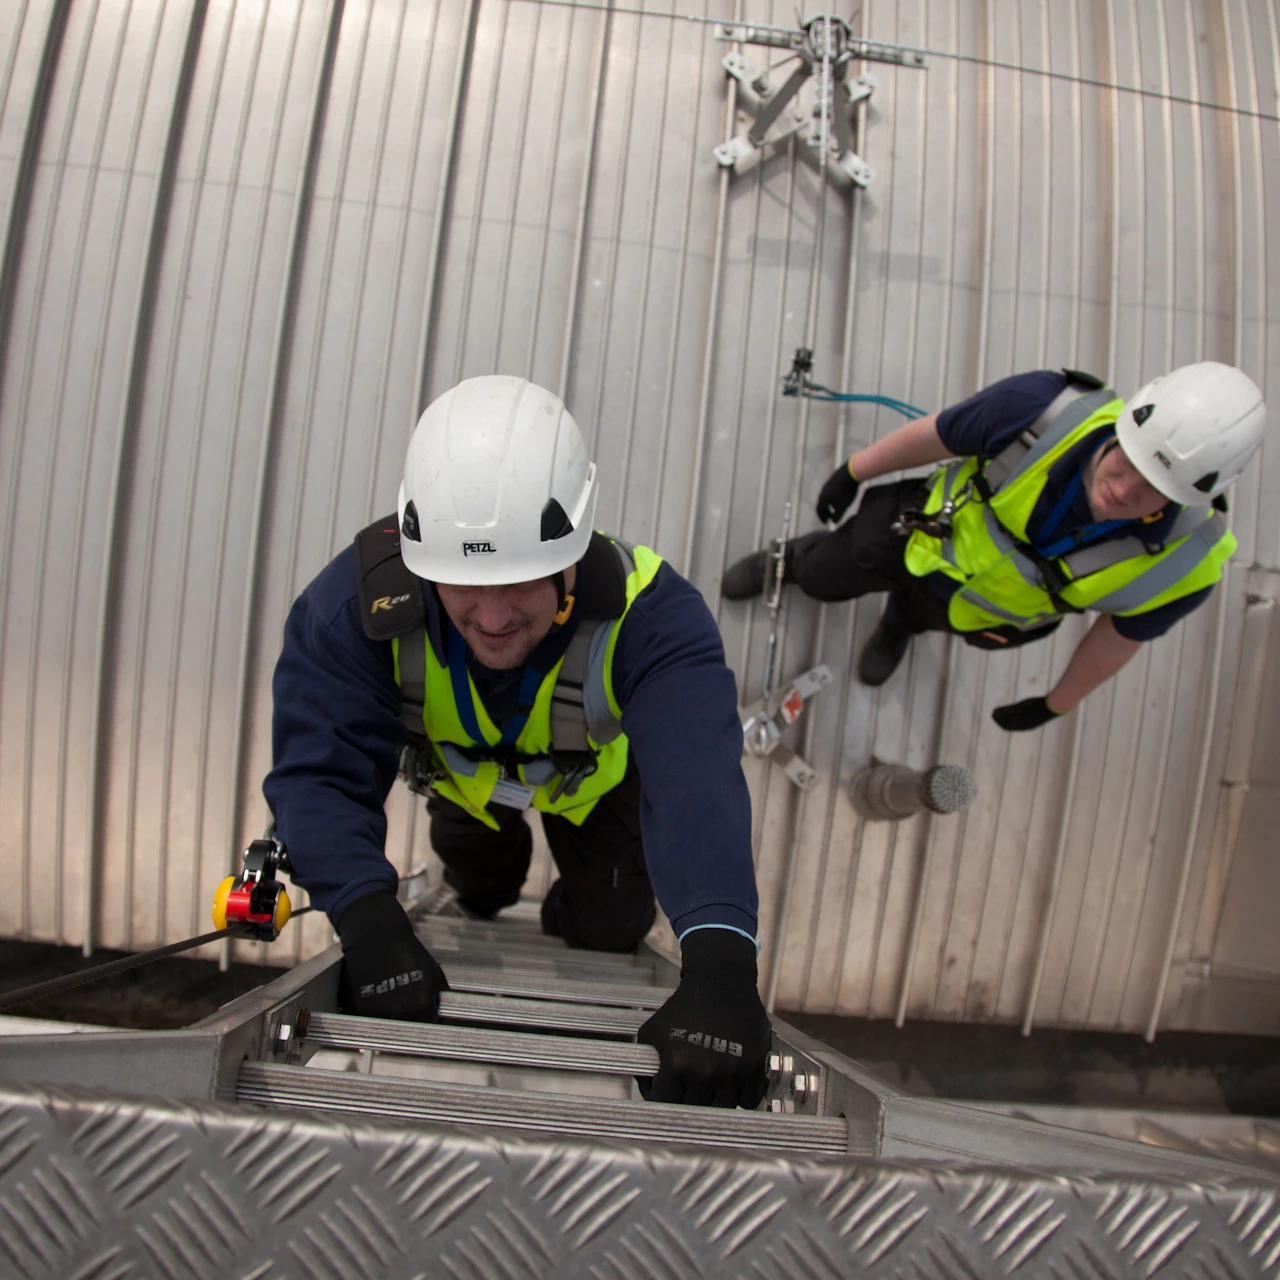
[710,15,927,188]
[742,663,834,789]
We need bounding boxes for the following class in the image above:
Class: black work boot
[858,608,912,686]
[722,550,770,600]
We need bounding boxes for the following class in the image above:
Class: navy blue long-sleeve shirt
[264,542,759,939]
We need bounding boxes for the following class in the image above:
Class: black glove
[992,696,1063,732]
[637,929,771,1108]
[816,460,860,524]
[336,890,449,1021]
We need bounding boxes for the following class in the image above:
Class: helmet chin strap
[550,569,575,627]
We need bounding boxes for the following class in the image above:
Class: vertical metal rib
[613,1,677,537]
[489,2,545,372]
[763,13,841,1012]
[80,2,175,952]
[220,0,345,970]
[1020,716,1083,1035]
[132,0,239,951]
[648,0,709,552]
[54,0,161,950]
[519,6,575,381]
[1019,0,1089,1037]
[320,0,410,561]
[171,1,275,946]
[18,0,124,945]
[361,0,443,519]
[0,0,77,938]
[557,0,611,401]
[187,0,304,947]
[1144,0,1245,1042]
[0,0,67,399]
[989,0,1057,1017]
[1047,0,1129,1026]
[412,0,477,413]
[1074,0,1148,1023]
[1091,0,1180,1024]
[275,0,372,650]
[396,0,477,873]
[446,1,511,390]
[357,1,445,900]
[892,0,998,1028]
[583,8,642,461]
[799,32,868,996]
[934,0,1031,1021]
[79,0,209,955]
[87,0,211,956]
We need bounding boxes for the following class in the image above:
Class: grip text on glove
[668,1028,744,1057]
[360,968,425,997]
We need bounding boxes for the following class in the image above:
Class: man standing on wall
[723,363,1265,729]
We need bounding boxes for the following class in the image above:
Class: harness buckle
[399,739,444,795]
[548,752,599,802]
[892,500,956,540]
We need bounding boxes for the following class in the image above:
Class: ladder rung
[416,916,653,958]
[445,966,672,1008]
[304,1012,657,1076]
[239,1062,848,1156]
[439,991,647,1035]
[428,947,665,984]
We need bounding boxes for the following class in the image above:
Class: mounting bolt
[782,1055,794,1075]
[274,1022,293,1054]
[767,1052,783,1079]
[791,1072,807,1101]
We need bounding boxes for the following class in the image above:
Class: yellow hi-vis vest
[393,538,662,830]
[902,383,1236,632]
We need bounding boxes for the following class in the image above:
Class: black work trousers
[426,755,657,952]
[786,478,1061,650]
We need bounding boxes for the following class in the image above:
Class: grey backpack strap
[549,623,601,753]
[979,380,1116,496]
[397,627,428,737]
[548,538,635,756]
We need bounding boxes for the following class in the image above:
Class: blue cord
[806,391,926,417]
[783,378,925,418]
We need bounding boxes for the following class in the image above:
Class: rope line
[0,908,314,1014]
[499,0,1280,126]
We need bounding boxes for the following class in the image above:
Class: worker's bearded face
[1085,441,1170,522]
[436,565,575,670]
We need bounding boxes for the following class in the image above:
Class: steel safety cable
[496,0,1280,126]
[0,909,314,1014]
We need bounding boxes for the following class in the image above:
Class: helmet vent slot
[541,499,574,541]
[401,501,421,541]
[1193,471,1218,493]
[1132,403,1155,425]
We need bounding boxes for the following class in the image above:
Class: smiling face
[1084,441,1171,522]
[435,565,576,669]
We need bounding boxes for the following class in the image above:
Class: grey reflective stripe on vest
[933,461,967,568]
[982,386,1118,491]
[1058,506,1204,581]
[1088,511,1227,614]
[955,584,1056,628]
[980,502,1043,586]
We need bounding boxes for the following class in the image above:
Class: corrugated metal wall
[1,0,1276,1036]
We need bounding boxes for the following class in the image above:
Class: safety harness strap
[977,383,1117,496]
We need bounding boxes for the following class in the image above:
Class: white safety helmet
[397,375,598,585]
[1115,361,1266,506]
